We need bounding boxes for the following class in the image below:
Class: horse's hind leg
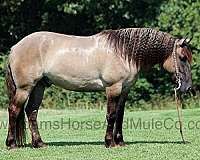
[5,65,30,149]
[6,89,29,149]
[25,79,46,148]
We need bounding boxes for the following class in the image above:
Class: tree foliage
[0,0,200,109]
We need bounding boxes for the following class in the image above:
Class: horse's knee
[13,89,29,106]
[106,82,122,98]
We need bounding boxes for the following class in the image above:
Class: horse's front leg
[25,80,46,148]
[114,91,128,146]
[105,83,122,148]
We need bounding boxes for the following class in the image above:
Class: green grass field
[0,108,200,160]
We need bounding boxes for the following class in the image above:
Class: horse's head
[163,38,192,93]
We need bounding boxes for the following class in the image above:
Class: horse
[5,28,193,149]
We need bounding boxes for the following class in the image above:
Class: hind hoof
[8,143,18,150]
[6,139,17,149]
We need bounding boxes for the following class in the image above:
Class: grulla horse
[5,28,192,149]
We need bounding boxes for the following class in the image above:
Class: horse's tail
[5,62,26,146]
[5,63,16,102]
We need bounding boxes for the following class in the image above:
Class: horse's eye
[180,43,186,48]
[180,44,185,48]
[180,56,187,62]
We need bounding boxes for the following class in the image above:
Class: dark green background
[0,0,200,110]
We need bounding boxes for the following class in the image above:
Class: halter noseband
[172,39,181,91]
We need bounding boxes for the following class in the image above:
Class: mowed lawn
[0,108,200,160]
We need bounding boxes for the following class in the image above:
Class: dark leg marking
[105,95,119,148]
[114,92,128,146]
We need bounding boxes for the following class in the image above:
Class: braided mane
[101,28,176,67]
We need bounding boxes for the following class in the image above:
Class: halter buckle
[174,77,181,91]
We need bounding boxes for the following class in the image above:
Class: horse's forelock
[182,46,192,64]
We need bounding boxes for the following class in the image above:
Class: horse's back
[8,31,104,90]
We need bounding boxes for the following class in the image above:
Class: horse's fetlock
[106,112,116,123]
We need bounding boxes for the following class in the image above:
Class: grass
[0,108,200,160]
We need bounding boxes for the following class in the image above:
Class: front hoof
[32,139,47,148]
[117,141,126,147]
[114,134,125,146]
[105,138,116,148]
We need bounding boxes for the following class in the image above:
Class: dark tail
[5,64,16,102]
[5,63,26,146]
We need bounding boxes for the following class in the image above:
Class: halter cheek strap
[172,39,181,91]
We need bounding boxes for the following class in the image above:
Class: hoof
[6,139,17,150]
[114,134,125,147]
[32,140,47,148]
[116,141,126,147]
[7,143,18,150]
[105,139,116,148]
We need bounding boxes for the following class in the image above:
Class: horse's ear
[185,37,192,44]
[177,38,186,47]
[176,37,193,63]
[177,35,192,47]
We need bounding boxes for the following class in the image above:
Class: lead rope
[173,40,185,143]
[174,89,185,143]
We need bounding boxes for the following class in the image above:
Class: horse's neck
[138,46,172,70]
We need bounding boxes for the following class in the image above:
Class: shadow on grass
[46,140,189,146]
